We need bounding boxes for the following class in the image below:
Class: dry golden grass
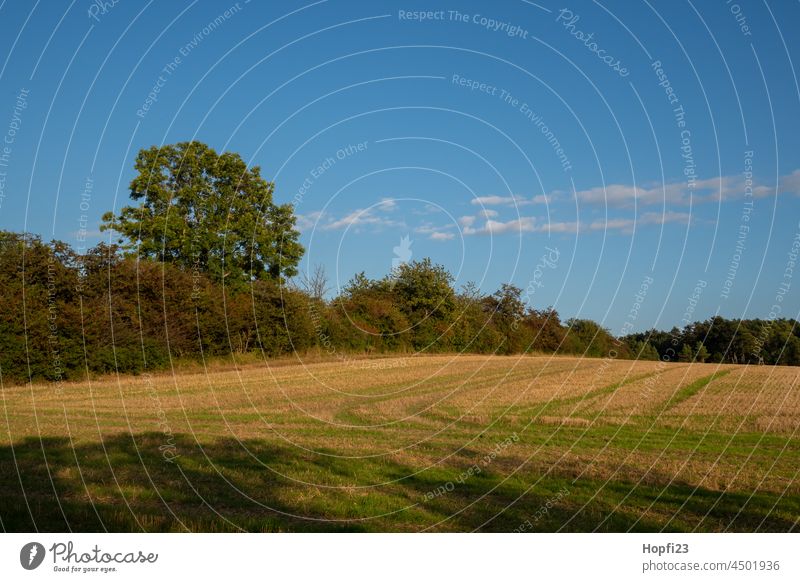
[1,354,798,532]
[668,364,800,434]
[3,355,797,448]
[672,365,800,416]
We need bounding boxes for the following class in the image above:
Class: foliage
[4,227,800,384]
[101,141,303,287]
[628,340,660,361]
[623,316,800,366]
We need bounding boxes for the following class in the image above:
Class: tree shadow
[0,433,795,532]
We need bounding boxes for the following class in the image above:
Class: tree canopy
[2,228,800,384]
[101,141,303,285]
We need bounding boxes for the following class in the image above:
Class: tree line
[0,232,611,383]
[1,141,798,384]
[2,232,798,385]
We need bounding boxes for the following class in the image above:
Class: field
[1,355,798,532]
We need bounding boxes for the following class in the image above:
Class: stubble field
[1,354,798,532]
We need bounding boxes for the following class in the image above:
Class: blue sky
[1,0,799,333]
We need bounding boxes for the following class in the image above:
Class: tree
[387,259,454,350]
[679,343,694,362]
[694,342,709,363]
[343,271,372,298]
[565,319,618,358]
[101,141,303,286]
[299,264,330,300]
[450,286,502,353]
[392,258,455,323]
[0,232,82,381]
[782,335,800,366]
[629,340,660,361]
[483,284,528,354]
[487,284,526,323]
[528,307,566,353]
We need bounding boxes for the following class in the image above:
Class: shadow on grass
[0,432,796,532]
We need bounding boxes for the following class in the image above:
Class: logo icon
[20,542,46,570]
[392,235,412,272]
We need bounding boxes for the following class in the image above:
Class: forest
[1,229,798,385]
[1,141,798,385]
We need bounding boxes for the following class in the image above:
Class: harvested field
[0,355,797,532]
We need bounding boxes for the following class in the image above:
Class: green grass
[0,358,797,532]
[659,370,732,413]
[1,430,796,532]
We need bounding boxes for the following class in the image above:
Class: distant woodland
[2,142,798,384]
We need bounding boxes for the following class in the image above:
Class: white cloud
[413,223,438,234]
[459,215,477,227]
[572,183,685,207]
[463,217,537,235]
[586,211,690,233]
[429,231,455,241]
[377,198,397,211]
[414,222,456,241]
[641,210,692,225]
[412,204,442,215]
[478,208,498,218]
[778,170,800,196]
[458,210,691,237]
[295,211,323,231]
[462,169,800,215]
[319,205,404,231]
[571,169,800,208]
[532,194,554,204]
[324,209,375,230]
[540,221,579,234]
[470,195,533,207]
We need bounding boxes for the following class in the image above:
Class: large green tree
[101,141,303,285]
